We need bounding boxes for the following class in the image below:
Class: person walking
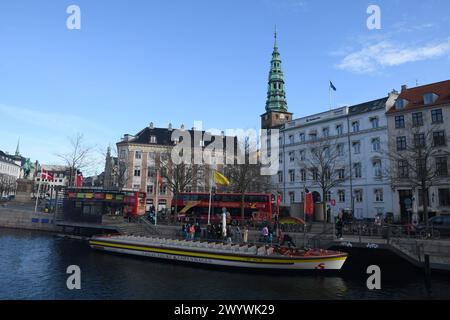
[261,225,269,243]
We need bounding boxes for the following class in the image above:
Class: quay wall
[0,207,60,232]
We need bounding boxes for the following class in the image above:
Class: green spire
[265,27,288,112]
[15,138,20,156]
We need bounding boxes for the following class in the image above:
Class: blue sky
[1,0,450,174]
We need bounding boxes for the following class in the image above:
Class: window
[147,168,155,178]
[300,169,306,181]
[372,138,380,152]
[279,152,283,164]
[289,192,295,203]
[336,124,343,136]
[337,168,345,180]
[325,191,332,202]
[414,133,426,148]
[416,159,427,177]
[374,189,384,202]
[299,133,305,142]
[433,131,446,146]
[354,189,363,203]
[424,93,438,105]
[322,127,329,137]
[160,185,167,195]
[309,132,317,141]
[352,141,361,154]
[337,144,344,156]
[352,121,360,132]
[338,190,345,202]
[373,160,382,178]
[289,170,295,182]
[412,112,423,127]
[135,151,142,159]
[438,189,450,206]
[354,163,362,178]
[396,136,407,151]
[370,117,379,129]
[436,157,448,176]
[395,115,405,128]
[150,136,157,143]
[431,109,443,124]
[299,150,306,161]
[395,99,407,109]
[311,168,319,181]
[289,135,294,144]
[146,185,154,194]
[278,171,283,183]
[133,184,140,190]
[398,160,409,178]
[119,150,126,159]
[289,151,295,162]
[134,167,141,177]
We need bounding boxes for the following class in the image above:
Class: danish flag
[41,168,53,181]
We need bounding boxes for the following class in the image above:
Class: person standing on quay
[243,226,249,244]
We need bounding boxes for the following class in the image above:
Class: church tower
[261,28,293,129]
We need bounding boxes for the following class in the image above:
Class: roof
[117,126,238,149]
[0,150,20,166]
[349,97,388,115]
[387,79,450,113]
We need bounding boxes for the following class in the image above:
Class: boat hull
[89,239,348,271]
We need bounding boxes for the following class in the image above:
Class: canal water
[1,228,449,300]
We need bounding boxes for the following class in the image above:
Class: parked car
[415,215,450,238]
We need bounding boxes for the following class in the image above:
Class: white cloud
[337,38,450,74]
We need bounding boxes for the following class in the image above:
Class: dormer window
[150,136,157,143]
[395,99,408,109]
[424,92,438,105]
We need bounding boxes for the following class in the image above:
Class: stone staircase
[109,217,161,237]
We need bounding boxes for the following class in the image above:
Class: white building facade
[274,93,398,219]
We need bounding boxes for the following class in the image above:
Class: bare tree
[299,138,349,226]
[225,137,271,220]
[56,133,95,187]
[160,156,199,215]
[386,123,450,225]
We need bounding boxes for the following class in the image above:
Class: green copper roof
[265,28,288,112]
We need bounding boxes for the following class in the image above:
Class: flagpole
[329,81,332,110]
[34,170,42,213]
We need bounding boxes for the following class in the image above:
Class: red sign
[330,199,336,207]
[304,193,314,216]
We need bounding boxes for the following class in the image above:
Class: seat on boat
[239,245,249,252]
[248,246,257,254]
[257,247,266,256]
[266,247,274,255]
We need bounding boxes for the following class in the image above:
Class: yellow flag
[213,170,230,186]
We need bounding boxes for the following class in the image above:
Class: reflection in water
[0,228,449,300]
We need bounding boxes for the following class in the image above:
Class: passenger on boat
[278,233,296,248]
[261,226,269,243]
[243,226,249,243]
[194,223,201,240]
[189,224,195,240]
[226,225,233,243]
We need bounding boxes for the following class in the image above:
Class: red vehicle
[174,192,278,224]
[64,188,146,223]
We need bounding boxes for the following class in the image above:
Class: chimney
[123,134,130,141]
[180,124,185,130]
[149,122,154,129]
[168,123,172,130]
[401,85,408,92]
